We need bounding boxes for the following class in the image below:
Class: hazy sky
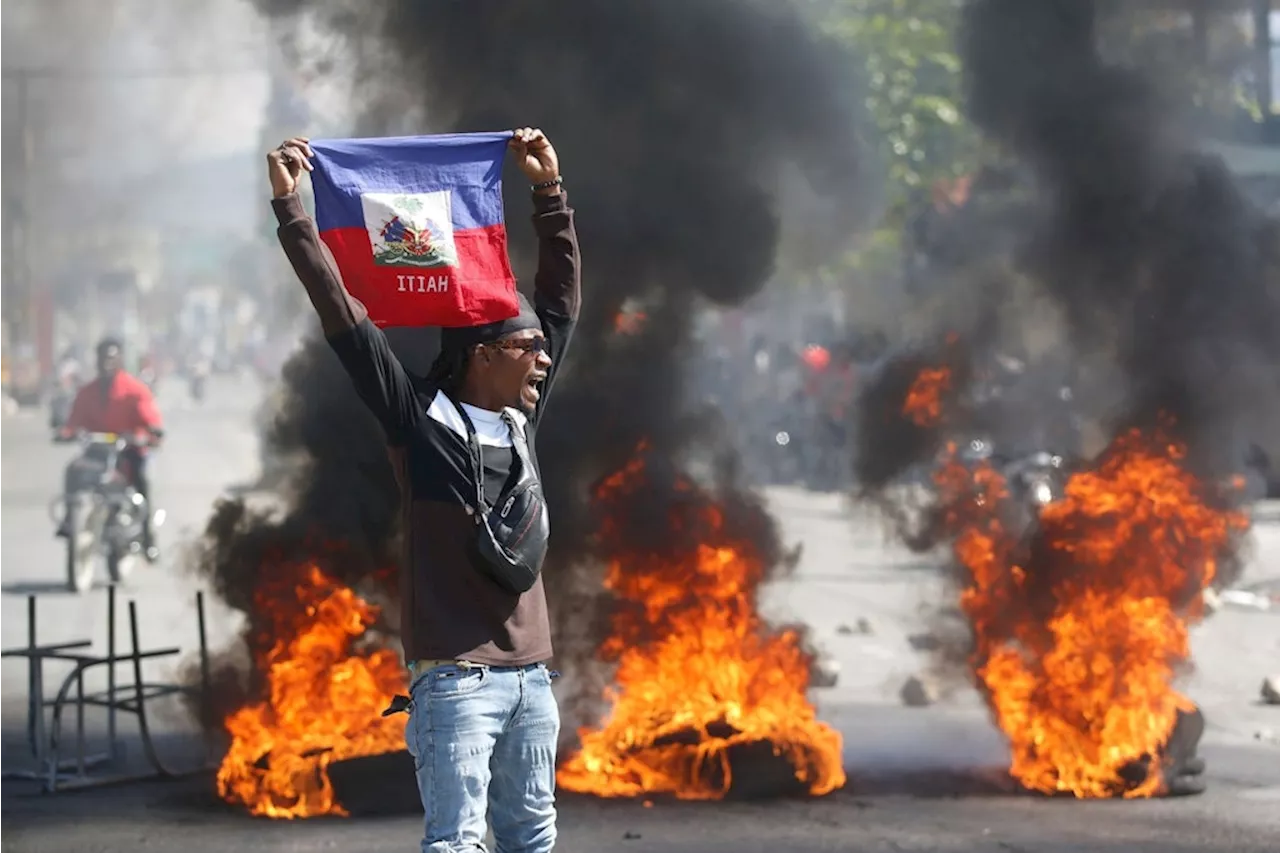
[3,0,271,226]
[0,1,286,332]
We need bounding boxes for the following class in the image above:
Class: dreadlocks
[424,346,471,395]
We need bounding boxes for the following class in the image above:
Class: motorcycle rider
[187,344,212,402]
[138,353,153,385]
[49,346,85,429]
[58,337,164,561]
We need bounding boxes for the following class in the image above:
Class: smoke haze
[856,0,1280,493]
[193,0,875,736]
[2,0,270,329]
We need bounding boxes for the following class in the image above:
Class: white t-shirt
[458,402,513,447]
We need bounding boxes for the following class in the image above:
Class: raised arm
[531,191,580,331]
[268,138,421,444]
[508,128,580,421]
[271,191,367,337]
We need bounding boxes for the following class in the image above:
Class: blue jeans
[405,662,560,853]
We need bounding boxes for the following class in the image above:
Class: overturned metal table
[1,585,215,791]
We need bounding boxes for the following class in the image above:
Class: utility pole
[1191,0,1210,69]
[1,60,267,377]
[1,69,41,376]
[1253,0,1276,140]
[15,76,31,306]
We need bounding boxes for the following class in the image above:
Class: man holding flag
[268,127,579,852]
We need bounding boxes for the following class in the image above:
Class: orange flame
[903,366,952,426]
[218,447,844,814]
[614,310,648,335]
[556,449,845,799]
[216,564,407,818]
[929,421,1247,798]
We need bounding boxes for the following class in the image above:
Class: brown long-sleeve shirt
[272,189,581,666]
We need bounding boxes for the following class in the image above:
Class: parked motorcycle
[48,386,75,431]
[51,431,165,593]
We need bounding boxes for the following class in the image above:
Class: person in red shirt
[59,337,164,560]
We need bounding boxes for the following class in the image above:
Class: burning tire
[859,353,1245,800]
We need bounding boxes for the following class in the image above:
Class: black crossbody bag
[446,396,550,595]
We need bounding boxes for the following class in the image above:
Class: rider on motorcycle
[58,336,164,561]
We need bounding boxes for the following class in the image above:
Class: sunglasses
[485,337,550,355]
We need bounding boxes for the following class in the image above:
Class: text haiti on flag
[310,132,520,328]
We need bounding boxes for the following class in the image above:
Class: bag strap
[443,394,532,515]
[443,393,487,516]
[503,410,532,469]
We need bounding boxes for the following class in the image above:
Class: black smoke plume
[187,337,403,726]
[849,0,1279,719]
[191,0,872,735]
[857,0,1280,498]
[844,7,1277,795]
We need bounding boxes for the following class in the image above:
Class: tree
[822,0,978,220]
[804,0,979,327]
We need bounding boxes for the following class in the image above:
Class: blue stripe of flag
[309,131,513,233]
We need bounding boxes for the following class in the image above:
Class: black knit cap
[438,291,540,351]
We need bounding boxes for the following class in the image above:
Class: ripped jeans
[405,662,560,853]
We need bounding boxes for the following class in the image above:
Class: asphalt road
[2,375,1278,852]
[1,374,260,748]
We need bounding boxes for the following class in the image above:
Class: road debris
[900,674,940,707]
[836,617,874,636]
[811,655,841,688]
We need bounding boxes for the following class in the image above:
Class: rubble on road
[900,674,940,707]
[811,656,840,688]
[907,632,942,651]
[1219,589,1274,612]
[1261,675,1280,706]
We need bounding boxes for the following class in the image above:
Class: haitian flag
[309,131,519,328]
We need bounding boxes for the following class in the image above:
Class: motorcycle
[893,437,1068,553]
[1002,449,1067,508]
[952,438,1069,530]
[188,359,210,403]
[51,431,165,593]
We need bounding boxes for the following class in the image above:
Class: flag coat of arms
[309,131,519,328]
